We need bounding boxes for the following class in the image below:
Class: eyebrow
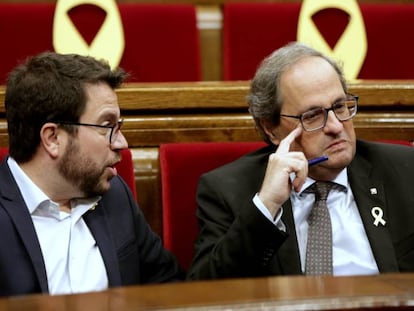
[93,111,120,124]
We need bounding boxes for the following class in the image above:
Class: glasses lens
[334,97,357,121]
[301,108,326,131]
[109,120,123,144]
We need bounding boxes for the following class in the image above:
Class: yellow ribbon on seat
[53,0,125,68]
[297,0,367,80]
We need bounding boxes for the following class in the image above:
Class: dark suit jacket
[188,140,414,279]
[0,158,183,297]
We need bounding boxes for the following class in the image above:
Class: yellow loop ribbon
[297,0,367,80]
[53,0,125,68]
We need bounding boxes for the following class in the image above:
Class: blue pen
[308,155,329,167]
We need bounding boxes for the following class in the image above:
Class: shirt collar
[7,157,101,220]
[293,168,348,196]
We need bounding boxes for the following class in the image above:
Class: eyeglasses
[55,119,124,144]
[280,94,358,132]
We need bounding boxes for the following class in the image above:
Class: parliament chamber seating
[222,2,414,80]
[160,141,266,270]
[0,3,201,84]
[0,147,137,201]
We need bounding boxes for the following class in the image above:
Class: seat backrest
[117,3,201,82]
[116,148,137,200]
[0,147,8,162]
[223,2,414,80]
[159,141,266,271]
[0,147,137,200]
[0,3,55,84]
[0,3,201,84]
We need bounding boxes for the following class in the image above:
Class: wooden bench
[1,80,414,236]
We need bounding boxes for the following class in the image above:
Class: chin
[90,180,111,197]
[329,156,353,169]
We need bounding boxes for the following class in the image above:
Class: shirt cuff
[253,193,286,231]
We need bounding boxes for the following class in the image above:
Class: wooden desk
[1,273,413,310]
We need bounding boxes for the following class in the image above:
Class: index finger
[276,126,302,154]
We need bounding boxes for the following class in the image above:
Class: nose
[323,110,343,134]
[110,131,128,150]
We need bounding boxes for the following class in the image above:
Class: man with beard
[0,52,183,297]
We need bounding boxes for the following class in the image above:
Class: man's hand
[258,127,308,218]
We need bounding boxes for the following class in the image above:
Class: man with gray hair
[188,42,414,279]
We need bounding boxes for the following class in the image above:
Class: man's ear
[260,120,281,145]
[40,123,61,158]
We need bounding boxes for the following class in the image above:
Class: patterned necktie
[305,181,334,275]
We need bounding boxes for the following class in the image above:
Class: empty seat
[0,3,201,84]
[159,141,266,271]
[223,2,414,80]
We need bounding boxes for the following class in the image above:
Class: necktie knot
[314,181,333,201]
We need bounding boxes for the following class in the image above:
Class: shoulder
[101,176,137,211]
[354,139,414,173]
[201,144,275,180]
[198,144,275,195]
[356,139,414,158]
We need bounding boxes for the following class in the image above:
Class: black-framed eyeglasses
[55,119,124,144]
[280,94,358,132]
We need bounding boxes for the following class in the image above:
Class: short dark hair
[5,52,128,163]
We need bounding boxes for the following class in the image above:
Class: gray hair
[246,42,347,143]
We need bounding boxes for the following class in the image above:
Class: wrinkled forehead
[280,57,345,112]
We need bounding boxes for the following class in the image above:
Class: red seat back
[0,147,137,201]
[0,3,201,84]
[0,3,55,84]
[115,148,137,200]
[223,2,414,80]
[159,141,266,271]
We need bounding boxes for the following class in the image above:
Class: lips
[107,155,121,178]
[105,162,119,178]
[327,139,347,153]
[108,166,118,176]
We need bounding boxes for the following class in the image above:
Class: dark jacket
[0,158,183,296]
[188,140,414,279]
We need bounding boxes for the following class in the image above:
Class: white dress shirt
[8,157,108,295]
[254,168,379,275]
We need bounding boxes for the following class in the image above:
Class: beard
[58,137,110,197]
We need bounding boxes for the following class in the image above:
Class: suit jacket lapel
[83,202,122,286]
[0,161,49,293]
[277,200,302,274]
[348,154,399,272]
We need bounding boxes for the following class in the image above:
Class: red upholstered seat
[159,141,266,271]
[0,3,201,84]
[223,2,414,80]
[116,148,137,200]
[0,148,9,162]
[0,147,137,201]
[0,3,55,84]
[117,4,201,82]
